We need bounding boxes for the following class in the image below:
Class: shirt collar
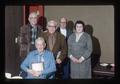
[34,50,45,56]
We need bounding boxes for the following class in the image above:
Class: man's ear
[44,43,46,48]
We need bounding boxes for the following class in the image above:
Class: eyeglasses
[60,22,66,23]
[29,17,37,19]
[48,25,56,27]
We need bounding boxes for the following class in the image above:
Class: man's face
[28,14,38,26]
[35,41,45,52]
[60,18,67,29]
[47,22,56,34]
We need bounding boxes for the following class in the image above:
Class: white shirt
[60,28,67,37]
[75,32,83,42]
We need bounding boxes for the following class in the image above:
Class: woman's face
[75,23,84,33]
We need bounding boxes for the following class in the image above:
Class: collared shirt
[60,28,67,37]
[48,33,56,51]
[20,50,56,79]
[31,27,37,45]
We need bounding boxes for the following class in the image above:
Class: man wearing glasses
[19,12,43,61]
[40,20,67,79]
[56,17,73,79]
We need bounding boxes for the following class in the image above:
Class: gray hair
[35,37,46,45]
[28,12,38,19]
[47,20,58,28]
[60,17,67,22]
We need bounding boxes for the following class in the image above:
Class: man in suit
[19,12,43,61]
[40,20,67,79]
[56,17,73,79]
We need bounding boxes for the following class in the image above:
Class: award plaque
[31,62,44,72]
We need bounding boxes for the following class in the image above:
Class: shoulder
[20,24,30,32]
[56,32,65,39]
[43,31,49,37]
[21,24,30,28]
[68,33,75,42]
[44,50,54,57]
[83,32,91,38]
[40,31,47,37]
[69,33,75,38]
[45,50,52,54]
[27,50,37,56]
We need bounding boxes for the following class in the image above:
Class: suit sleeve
[58,35,67,61]
[20,53,31,72]
[83,35,93,60]
[67,35,72,57]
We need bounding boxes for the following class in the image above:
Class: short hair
[35,37,46,45]
[74,20,85,31]
[59,17,67,22]
[28,12,38,19]
[47,20,58,28]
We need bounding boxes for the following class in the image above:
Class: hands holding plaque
[27,69,41,77]
[32,62,44,72]
[27,62,44,77]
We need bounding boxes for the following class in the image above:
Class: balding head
[47,20,57,28]
[28,12,38,19]
[59,17,67,29]
[60,17,67,22]
[28,12,38,26]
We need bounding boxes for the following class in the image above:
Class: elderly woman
[20,37,56,79]
[68,20,93,79]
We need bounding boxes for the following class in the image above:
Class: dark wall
[5,6,23,76]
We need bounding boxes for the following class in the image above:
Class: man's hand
[56,59,62,64]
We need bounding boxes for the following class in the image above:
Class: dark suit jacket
[56,27,73,62]
[40,31,67,61]
[56,27,73,40]
[19,23,43,58]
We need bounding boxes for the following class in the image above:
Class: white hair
[47,20,58,28]
[28,12,38,19]
[35,37,45,45]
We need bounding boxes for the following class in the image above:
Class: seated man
[20,37,56,79]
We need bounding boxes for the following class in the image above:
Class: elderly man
[56,17,73,79]
[20,37,56,79]
[40,20,67,79]
[19,12,43,60]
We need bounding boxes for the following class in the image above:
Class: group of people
[19,12,93,79]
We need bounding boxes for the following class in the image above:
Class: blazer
[40,31,67,61]
[18,23,43,58]
[56,27,73,40]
